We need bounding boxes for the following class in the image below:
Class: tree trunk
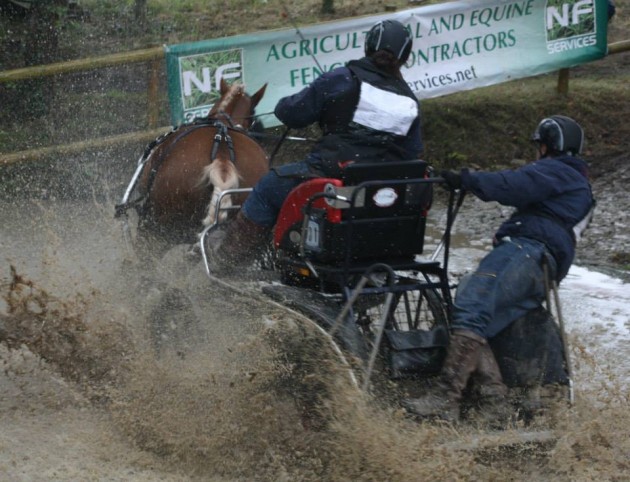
[134,0,147,29]
[321,0,334,14]
[18,2,59,117]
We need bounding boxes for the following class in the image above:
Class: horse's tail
[200,158,241,226]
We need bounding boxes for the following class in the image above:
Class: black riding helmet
[364,20,413,64]
[532,115,584,156]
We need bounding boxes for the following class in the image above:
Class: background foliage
[0,0,628,189]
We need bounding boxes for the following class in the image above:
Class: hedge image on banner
[179,49,242,121]
[546,0,595,40]
[546,0,598,54]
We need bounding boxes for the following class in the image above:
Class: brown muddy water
[1,197,628,481]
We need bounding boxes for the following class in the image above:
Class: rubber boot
[469,344,512,428]
[204,211,269,275]
[402,330,486,422]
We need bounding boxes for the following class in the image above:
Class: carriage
[115,81,571,425]
[194,158,572,422]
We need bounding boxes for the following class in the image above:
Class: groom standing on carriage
[205,19,424,272]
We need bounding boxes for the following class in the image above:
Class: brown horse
[127,79,269,253]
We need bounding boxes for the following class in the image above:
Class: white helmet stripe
[548,117,564,152]
[374,21,384,51]
[398,36,411,60]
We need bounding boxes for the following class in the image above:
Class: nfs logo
[179,48,243,121]
[545,0,597,54]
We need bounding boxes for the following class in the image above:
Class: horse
[121,79,270,259]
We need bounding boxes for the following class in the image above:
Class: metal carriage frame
[199,161,466,390]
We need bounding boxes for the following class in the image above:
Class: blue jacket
[275,57,423,177]
[461,155,593,281]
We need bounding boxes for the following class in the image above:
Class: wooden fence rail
[0,47,164,82]
[557,39,630,94]
[1,40,629,166]
[0,46,166,167]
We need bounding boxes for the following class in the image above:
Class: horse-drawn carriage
[116,81,571,427]
[199,158,571,421]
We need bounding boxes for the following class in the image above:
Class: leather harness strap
[210,120,236,165]
[115,116,248,218]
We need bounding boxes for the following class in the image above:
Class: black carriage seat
[274,160,433,268]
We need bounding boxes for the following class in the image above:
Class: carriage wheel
[356,287,448,336]
[146,244,205,359]
[386,287,448,332]
[149,285,200,358]
[354,286,449,389]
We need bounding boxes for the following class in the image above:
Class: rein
[210,110,238,129]
[209,119,236,165]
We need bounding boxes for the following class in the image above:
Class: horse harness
[209,118,237,165]
[114,115,249,219]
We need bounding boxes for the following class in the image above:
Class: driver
[403,115,595,424]
[205,19,423,273]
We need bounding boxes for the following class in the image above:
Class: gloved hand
[439,169,463,190]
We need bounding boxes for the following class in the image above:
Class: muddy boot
[204,211,269,275]
[468,344,512,429]
[402,330,486,422]
[520,383,570,423]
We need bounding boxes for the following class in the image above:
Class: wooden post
[557,68,570,95]
[321,0,334,14]
[147,59,160,128]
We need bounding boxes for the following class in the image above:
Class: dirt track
[1,181,629,480]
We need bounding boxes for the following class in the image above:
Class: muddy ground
[0,172,628,480]
[1,58,629,482]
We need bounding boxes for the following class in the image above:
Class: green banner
[165,0,609,126]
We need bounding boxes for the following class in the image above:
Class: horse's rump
[138,124,268,230]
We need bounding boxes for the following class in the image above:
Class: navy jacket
[461,155,593,281]
[274,57,423,177]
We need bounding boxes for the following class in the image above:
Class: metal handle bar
[199,187,254,276]
[431,187,466,262]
